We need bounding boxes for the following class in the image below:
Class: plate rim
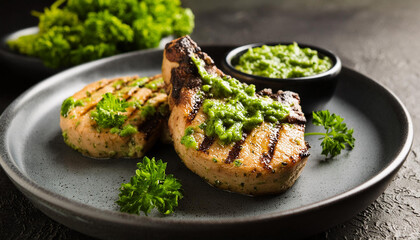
[0,47,414,228]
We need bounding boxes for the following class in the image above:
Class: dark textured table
[0,0,419,239]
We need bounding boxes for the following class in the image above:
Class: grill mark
[166,37,210,106]
[79,78,135,116]
[260,124,282,170]
[124,76,164,102]
[285,108,306,124]
[75,79,113,100]
[80,76,160,117]
[125,75,158,88]
[79,105,97,116]
[187,94,203,123]
[149,75,163,81]
[164,35,201,63]
[198,135,215,153]
[170,67,201,105]
[225,133,248,164]
[299,149,310,159]
[138,115,163,140]
[128,92,168,128]
[114,78,134,90]
[126,91,155,119]
[170,68,183,104]
[125,87,142,102]
[79,88,120,117]
[113,77,147,99]
[281,116,306,125]
[257,88,306,125]
[94,77,124,93]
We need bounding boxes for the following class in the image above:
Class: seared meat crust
[60,74,168,158]
[163,36,309,195]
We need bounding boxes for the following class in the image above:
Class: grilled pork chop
[162,36,310,195]
[60,74,168,158]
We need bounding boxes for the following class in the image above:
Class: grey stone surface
[0,0,419,239]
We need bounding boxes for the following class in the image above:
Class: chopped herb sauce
[234,159,243,167]
[110,124,138,137]
[180,126,198,149]
[130,77,149,87]
[140,105,156,119]
[235,42,332,78]
[189,56,289,145]
[61,97,84,117]
[144,78,164,90]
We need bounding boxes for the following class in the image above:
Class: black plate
[0,46,413,240]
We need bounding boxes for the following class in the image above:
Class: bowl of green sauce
[222,42,341,115]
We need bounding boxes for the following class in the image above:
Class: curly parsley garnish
[117,156,183,215]
[304,110,355,158]
[91,93,129,129]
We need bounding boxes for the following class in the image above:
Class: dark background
[1,0,419,239]
[0,0,56,115]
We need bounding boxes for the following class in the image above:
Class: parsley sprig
[117,156,183,215]
[91,93,129,129]
[305,110,355,157]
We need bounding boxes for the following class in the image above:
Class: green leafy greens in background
[8,0,195,68]
[304,110,355,158]
[117,156,183,215]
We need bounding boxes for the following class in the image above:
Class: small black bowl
[222,42,342,115]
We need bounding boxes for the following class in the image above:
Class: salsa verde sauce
[181,56,290,147]
[235,42,332,78]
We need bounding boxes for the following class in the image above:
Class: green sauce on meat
[186,56,289,145]
[61,97,84,117]
[181,126,198,149]
[235,42,332,78]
